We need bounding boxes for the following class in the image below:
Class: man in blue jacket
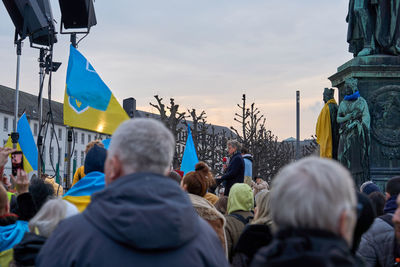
[37,118,229,267]
[218,140,245,196]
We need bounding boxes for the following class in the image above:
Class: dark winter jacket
[357,195,397,267]
[251,228,359,267]
[13,232,47,266]
[221,152,245,196]
[231,224,272,267]
[36,172,229,267]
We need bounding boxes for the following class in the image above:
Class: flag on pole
[180,125,199,175]
[5,113,38,173]
[63,45,129,135]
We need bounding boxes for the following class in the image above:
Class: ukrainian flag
[5,113,38,173]
[64,45,129,135]
[63,171,105,212]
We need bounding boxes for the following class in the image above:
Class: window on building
[74,132,77,144]
[88,134,91,143]
[81,151,84,166]
[58,147,62,163]
[4,117,8,132]
[42,146,46,163]
[12,119,15,130]
[58,128,62,141]
[74,150,77,160]
[33,123,38,136]
[50,147,54,163]
[81,133,85,145]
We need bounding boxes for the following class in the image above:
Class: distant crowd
[0,118,399,267]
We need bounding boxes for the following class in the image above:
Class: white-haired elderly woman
[251,157,358,267]
[11,199,78,266]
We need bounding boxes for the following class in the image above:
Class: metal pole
[296,90,300,160]
[37,49,45,178]
[66,128,72,189]
[12,41,22,149]
[65,33,77,189]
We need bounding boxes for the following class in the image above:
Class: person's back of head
[29,178,54,212]
[215,196,228,215]
[29,199,78,237]
[368,191,386,217]
[84,144,107,175]
[360,181,381,195]
[227,183,254,214]
[386,176,400,198]
[271,157,357,245]
[105,118,175,184]
[167,170,182,184]
[252,190,272,226]
[0,185,9,216]
[181,162,214,197]
[85,140,104,154]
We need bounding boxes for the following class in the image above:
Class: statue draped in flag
[316,88,339,159]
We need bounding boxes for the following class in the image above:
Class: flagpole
[11,37,22,149]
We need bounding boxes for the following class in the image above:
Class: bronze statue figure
[316,88,339,159]
[347,0,400,56]
[337,78,371,187]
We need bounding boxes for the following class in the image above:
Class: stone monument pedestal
[329,55,400,189]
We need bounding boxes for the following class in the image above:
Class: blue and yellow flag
[64,45,129,135]
[5,113,38,173]
[180,125,199,175]
[63,171,105,212]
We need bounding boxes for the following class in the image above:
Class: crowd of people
[0,118,399,266]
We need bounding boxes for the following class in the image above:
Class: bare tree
[150,95,187,167]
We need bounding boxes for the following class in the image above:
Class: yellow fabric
[63,195,91,212]
[64,90,129,135]
[6,192,14,202]
[204,192,219,205]
[44,177,64,196]
[5,139,34,173]
[0,248,13,267]
[72,166,85,186]
[316,99,337,158]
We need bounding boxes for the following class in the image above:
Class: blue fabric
[384,195,397,214]
[66,45,112,111]
[36,172,229,267]
[64,171,105,197]
[0,220,29,252]
[221,152,245,196]
[344,91,360,101]
[242,154,253,178]
[17,113,38,171]
[102,139,111,150]
[181,125,199,175]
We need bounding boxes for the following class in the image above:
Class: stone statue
[316,88,339,159]
[374,0,400,55]
[346,0,376,56]
[337,78,371,187]
[347,0,400,56]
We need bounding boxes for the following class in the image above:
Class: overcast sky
[0,0,352,140]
